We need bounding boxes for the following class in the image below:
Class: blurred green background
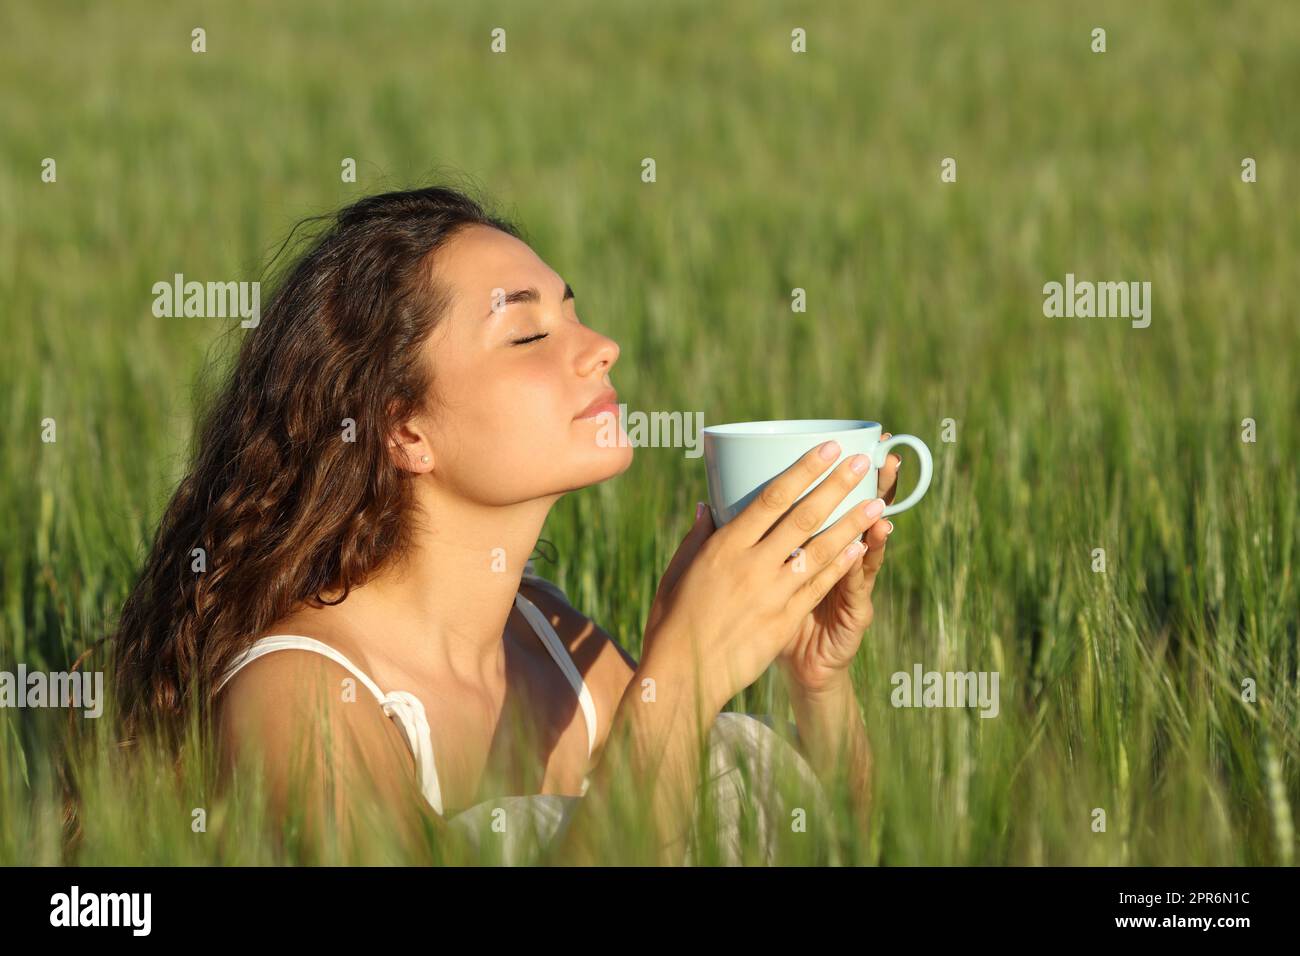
[1,0,1297,864]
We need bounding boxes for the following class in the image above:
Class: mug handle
[875,434,933,517]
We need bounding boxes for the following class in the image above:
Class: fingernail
[696,501,706,521]
[886,520,895,534]
[863,497,886,518]
[844,540,866,561]
[819,440,840,460]
[850,454,869,474]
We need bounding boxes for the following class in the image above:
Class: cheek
[431,356,631,501]
[498,367,570,440]
[433,366,569,478]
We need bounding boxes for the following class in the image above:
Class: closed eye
[511,332,550,346]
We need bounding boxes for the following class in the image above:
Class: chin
[568,439,633,489]
[565,412,634,479]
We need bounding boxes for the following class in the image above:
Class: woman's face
[416,223,633,505]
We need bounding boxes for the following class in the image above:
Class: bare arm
[518,582,722,865]
[542,442,885,864]
[782,668,873,837]
[546,645,722,866]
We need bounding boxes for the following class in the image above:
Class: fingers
[879,432,901,506]
[861,516,892,589]
[783,495,886,580]
[725,440,841,548]
[784,535,868,622]
[781,496,887,614]
[759,451,873,561]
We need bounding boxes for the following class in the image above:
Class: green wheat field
[2,0,1297,865]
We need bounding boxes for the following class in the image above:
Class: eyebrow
[486,282,575,318]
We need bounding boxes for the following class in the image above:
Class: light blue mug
[702,420,933,536]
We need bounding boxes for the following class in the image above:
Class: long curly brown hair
[110,184,523,754]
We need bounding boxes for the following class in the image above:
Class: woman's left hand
[776,436,901,696]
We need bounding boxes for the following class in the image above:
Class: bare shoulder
[220,647,374,737]
[518,579,638,749]
[216,646,418,822]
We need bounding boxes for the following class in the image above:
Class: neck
[338,482,561,682]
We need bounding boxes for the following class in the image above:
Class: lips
[575,388,619,420]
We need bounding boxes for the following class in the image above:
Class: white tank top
[213,565,598,818]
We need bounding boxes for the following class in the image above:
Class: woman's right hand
[639,439,884,717]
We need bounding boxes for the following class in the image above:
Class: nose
[578,326,620,380]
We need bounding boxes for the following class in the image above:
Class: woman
[110,185,899,865]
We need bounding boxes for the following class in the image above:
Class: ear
[387,414,434,474]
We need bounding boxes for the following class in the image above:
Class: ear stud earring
[420,455,430,463]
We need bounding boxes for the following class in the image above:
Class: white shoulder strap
[215,635,445,816]
[216,635,387,701]
[513,593,599,760]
